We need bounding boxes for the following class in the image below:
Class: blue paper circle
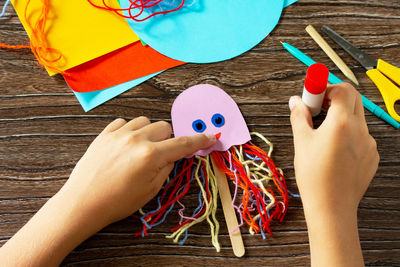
[192,119,207,133]
[211,113,225,127]
[121,0,284,63]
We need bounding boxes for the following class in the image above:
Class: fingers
[101,118,127,134]
[137,121,173,142]
[324,83,370,132]
[156,134,216,164]
[325,83,357,116]
[120,116,151,132]
[289,96,313,138]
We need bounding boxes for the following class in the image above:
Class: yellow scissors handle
[377,59,400,85]
[366,59,400,122]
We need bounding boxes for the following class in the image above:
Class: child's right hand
[289,83,379,267]
[289,83,379,215]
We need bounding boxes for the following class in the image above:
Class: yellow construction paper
[11,0,139,75]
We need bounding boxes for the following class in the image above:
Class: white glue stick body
[302,63,330,117]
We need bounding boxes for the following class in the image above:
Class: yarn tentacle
[167,155,220,252]
[210,132,289,237]
[134,132,293,251]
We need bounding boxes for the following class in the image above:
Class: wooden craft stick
[211,158,245,258]
[305,24,359,85]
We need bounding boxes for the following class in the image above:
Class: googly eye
[211,113,225,127]
[192,119,206,133]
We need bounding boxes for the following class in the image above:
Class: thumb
[289,96,313,138]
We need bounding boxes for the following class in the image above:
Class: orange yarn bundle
[0,0,64,74]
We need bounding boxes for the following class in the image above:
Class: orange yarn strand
[0,43,30,49]
[0,0,64,74]
[25,0,64,73]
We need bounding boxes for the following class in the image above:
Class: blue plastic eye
[192,119,206,133]
[211,113,225,127]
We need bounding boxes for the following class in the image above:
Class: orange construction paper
[11,0,139,76]
[64,41,185,93]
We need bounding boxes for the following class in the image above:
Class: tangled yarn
[88,0,196,22]
[0,0,64,74]
[134,132,293,251]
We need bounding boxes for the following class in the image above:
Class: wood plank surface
[0,0,399,266]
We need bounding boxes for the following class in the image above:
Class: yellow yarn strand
[250,132,274,156]
[166,156,221,252]
[230,133,282,235]
[203,155,221,251]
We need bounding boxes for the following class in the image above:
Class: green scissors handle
[366,59,400,122]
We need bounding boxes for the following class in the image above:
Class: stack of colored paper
[10,0,297,111]
[10,0,184,111]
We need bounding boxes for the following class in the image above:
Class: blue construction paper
[284,0,298,7]
[121,0,285,63]
[73,71,162,112]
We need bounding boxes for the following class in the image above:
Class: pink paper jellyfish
[135,84,290,251]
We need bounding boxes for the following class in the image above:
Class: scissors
[322,26,400,122]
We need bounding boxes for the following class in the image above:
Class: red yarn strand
[87,0,185,22]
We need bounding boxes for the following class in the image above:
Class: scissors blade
[321,26,378,71]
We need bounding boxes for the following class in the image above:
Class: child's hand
[289,83,379,267]
[289,83,379,214]
[0,117,216,266]
[61,116,217,226]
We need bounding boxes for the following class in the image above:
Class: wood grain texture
[0,0,399,266]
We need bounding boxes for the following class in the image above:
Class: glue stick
[302,63,330,117]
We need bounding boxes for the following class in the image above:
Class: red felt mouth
[215,132,221,140]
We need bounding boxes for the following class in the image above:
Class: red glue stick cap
[304,63,330,95]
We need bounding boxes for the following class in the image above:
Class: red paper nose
[215,132,221,140]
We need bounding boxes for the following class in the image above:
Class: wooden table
[1,0,399,265]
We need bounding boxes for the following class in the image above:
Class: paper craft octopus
[134,84,289,251]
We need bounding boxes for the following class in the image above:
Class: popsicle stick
[211,158,245,258]
[305,24,359,85]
